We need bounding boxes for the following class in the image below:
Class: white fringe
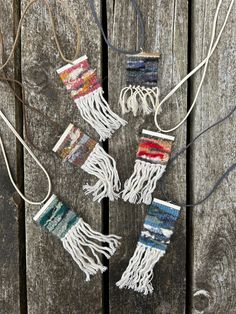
[62,218,121,281]
[119,85,160,116]
[122,159,166,205]
[116,243,164,295]
[81,144,121,202]
[75,87,127,141]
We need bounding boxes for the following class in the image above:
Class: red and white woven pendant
[122,129,174,204]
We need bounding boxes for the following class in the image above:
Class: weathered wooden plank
[0,1,21,313]
[191,1,236,313]
[21,1,103,313]
[108,0,188,312]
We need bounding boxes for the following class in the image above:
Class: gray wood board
[0,1,21,313]
[191,1,236,313]
[21,0,103,313]
[107,0,188,313]
[1,0,236,313]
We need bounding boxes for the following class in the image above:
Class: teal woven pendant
[34,194,121,281]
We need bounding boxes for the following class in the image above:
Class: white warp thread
[75,87,127,141]
[62,218,121,281]
[119,85,160,116]
[116,243,164,295]
[81,144,121,202]
[122,159,166,205]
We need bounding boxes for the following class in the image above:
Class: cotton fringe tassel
[76,87,127,141]
[122,159,166,205]
[62,218,121,281]
[116,243,164,295]
[119,85,160,116]
[81,143,121,202]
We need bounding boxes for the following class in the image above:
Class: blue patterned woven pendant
[119,51,160,116]
[116,199,180,295]
[34,194,121,281]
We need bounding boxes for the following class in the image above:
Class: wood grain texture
[107,0,188,312]
[0,1,21,313]
[1,0,236,312]
[191,1,236,313]
[21,1,103,313]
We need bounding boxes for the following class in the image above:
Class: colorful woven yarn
[57,56,127,141]
[53,124,96,167]
[33,194,121,281]
[122,130,174,205]
[137,134,173,165]
[139,199,180,251]
[53,124,121,202]
[126,54,159,88]
[58,55,100,99]
[119,52,160,116]
[34,194,79,239]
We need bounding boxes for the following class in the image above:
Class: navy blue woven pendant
[119,51,160,116]
[116,199,180,295]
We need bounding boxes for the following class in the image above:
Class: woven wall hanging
[53,123,121,202]
[122,130,174,204]
[119,51,160,116]
[117,199,180,294]
[34,194,121,281]
[57,56,127,141]
[0,110,121,281]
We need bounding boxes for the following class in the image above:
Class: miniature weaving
[34,195,121,281]
[57,55,127,141]
[53,124,121,202]
[119,52,160,116]
[117,199,180,294]
[122,130,174,204]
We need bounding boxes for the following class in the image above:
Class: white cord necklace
[0,110,52,205]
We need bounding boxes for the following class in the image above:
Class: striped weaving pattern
[54,124,97,167]
[57,56,127,141]
[34,195,121,280]
[58,56,100,99]
[126,55,159,87]
[137,135,173,165]
[139,200,180,251]
[53,124,121,202]
[116,199,180,294]
[34,195,79,240]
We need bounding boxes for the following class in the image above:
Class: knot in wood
[193,289,210,312]
[25,63,49,90]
